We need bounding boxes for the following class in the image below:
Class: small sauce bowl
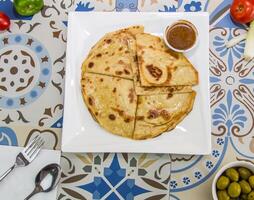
[163,20,198,53]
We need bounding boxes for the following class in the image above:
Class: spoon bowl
[24,163,61,200]
[36,163,61,192]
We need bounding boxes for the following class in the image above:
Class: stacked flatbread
[81,26,198,140]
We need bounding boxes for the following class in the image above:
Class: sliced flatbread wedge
[82,26,144,79]
[133,91,196,139]
[128,32,195,95]
[136,33,198,86]
[81,73,137,138]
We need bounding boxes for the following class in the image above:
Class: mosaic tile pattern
[58,153,171,199]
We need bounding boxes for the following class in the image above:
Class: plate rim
[62,11,211,154]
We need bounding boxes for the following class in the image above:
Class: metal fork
[0,135,44,182]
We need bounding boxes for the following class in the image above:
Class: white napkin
[0,145,61,200]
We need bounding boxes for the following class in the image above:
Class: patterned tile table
[0,0,253,199]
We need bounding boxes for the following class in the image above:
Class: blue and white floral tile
[209,27,254,160]
[137,0,177,12]
[178,0,207,12]
[0,125,61,150]
[58,153,171,200]
[0,17,66,128]
[168,26,254,200]
[70,0,178,13]
[178,0,247,28]
[169,132,227,198]
[171,146,253,200]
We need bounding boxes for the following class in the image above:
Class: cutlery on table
[24,163,61,200]
[0,135,44,182]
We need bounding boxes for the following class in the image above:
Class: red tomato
[230,0,254,24]
[0,12,10,31]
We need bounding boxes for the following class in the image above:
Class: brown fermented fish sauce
[166,21,196,50]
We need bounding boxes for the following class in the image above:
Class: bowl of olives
[212,161,254,200]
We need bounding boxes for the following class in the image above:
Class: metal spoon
[24,163,61,200]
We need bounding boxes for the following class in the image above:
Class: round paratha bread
[81,26,198,140]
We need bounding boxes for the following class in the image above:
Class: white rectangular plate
[62,12,211,154]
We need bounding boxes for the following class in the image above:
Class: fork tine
[24,135,39,153]
[25,137,43,156]
[29,140,44,160]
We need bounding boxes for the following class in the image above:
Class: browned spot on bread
[88,97,94,106]
[149,45,154,49]
[146,65,162,80]
[125,50,130,54]
[124,118,131,123]
[105,52,109,54]
[118,60,124,64]
[136,116,144,120]
[100,78,104,82]
[119,47,123,51]
[169,87,174,93]
[148,110,159,119]
[108,114,116,120]
[105,67,110,71]
[95,112,98,116]
[115,71,123,75]
[172,66,178,71]
[167,93,173,99]
[96,53,102,57]
[112,108,124,116]
[124,69,130,75]
[105,39,112,44]
[128,88,135,103]
[88,62,94,68]
[160,110,170,120]
[113,88,117,93]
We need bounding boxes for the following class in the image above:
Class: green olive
[228,182,241,198]
[248,191,254,200]
[241,194,248,200]
[240,180,252,194]
[239,168,252,180]
[226,168,240,182]
[249,176,254,189]
[217,190,230,200]
[217,176,230,190]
